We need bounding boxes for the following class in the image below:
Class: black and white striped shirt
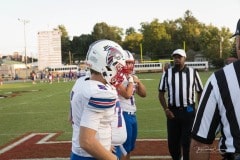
[192,60,240,153]
[158,66,203,107]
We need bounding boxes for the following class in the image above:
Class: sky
[0,0,239,57]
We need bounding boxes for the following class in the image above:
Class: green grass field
[0,71,213,147]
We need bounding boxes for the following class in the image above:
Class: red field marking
[0,133,70,159]
[0,132,222,160]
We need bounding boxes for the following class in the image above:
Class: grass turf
[0,71,213,147]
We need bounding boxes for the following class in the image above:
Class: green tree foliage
[140,19,170,59]
[58,25,71,64]
[176,10,202,51]
[229,38,238,58]
[122,31,143,54]
[125,27,136,36]
[58,10,235,68]
[71,34,93,62]
[91,22,123,44]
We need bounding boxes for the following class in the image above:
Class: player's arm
[133,75,146,97]
[158,73,170,112]
[80,126,118,160]
[158,91,174,119]
[158,91,167,110]
[190,139,211,160]
[117,77,134,99]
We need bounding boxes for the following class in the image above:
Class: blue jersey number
[115,101,122,127]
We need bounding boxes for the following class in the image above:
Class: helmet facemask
[102,61,126,87]
[102,47,127,87]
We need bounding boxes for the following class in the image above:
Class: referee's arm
[158,91,175,119]
[158,72,168,111]
[158,91,168,110]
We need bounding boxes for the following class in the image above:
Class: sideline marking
[0,133,221,160]
[0,133,70,155]
[37,133,70,144]
[0,133,36,154]
[0,132,170,159]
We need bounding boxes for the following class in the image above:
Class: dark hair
[90,69,101,75]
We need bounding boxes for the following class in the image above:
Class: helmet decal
[105,46,123,66]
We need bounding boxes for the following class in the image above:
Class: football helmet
[86,39,126,87]
[124,50,135,75]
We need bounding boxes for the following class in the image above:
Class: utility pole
[69,51,72,65]
[140,43,143,63]
[18,18,29,80]
[220,36,223,58]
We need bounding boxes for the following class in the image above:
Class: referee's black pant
[167,106,195,160]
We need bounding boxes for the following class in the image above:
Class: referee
[158,49,203,160]
[190,19,240,160]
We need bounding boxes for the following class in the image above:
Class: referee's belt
[168,104,195,111]
[123,111,136,115]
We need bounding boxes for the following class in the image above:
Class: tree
[91,22,123,44]
[71,34,94,62]
[54,10,234,68]
[58,25,71,64]
[125,27,136,36]
[174,10,201,51]
[140,19,170,59]
[123,32,143,54]
[229,38,237,58]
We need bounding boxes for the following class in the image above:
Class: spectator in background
[158,49,203,160]
[76,69,81,78]
[31,71,36,84]
[14,74,19,80]
[44,72,48,83]
[69,70,73,81]
[56,73,60,83]
[48,72,53,84]
[0,76,3,85]
[63,72,67,82]
[190,19,240,160]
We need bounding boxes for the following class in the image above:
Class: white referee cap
[172,49,186,58]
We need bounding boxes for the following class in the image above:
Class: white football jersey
[118,76,137,112]
[70,76,117,157]
[111,100,127,145]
